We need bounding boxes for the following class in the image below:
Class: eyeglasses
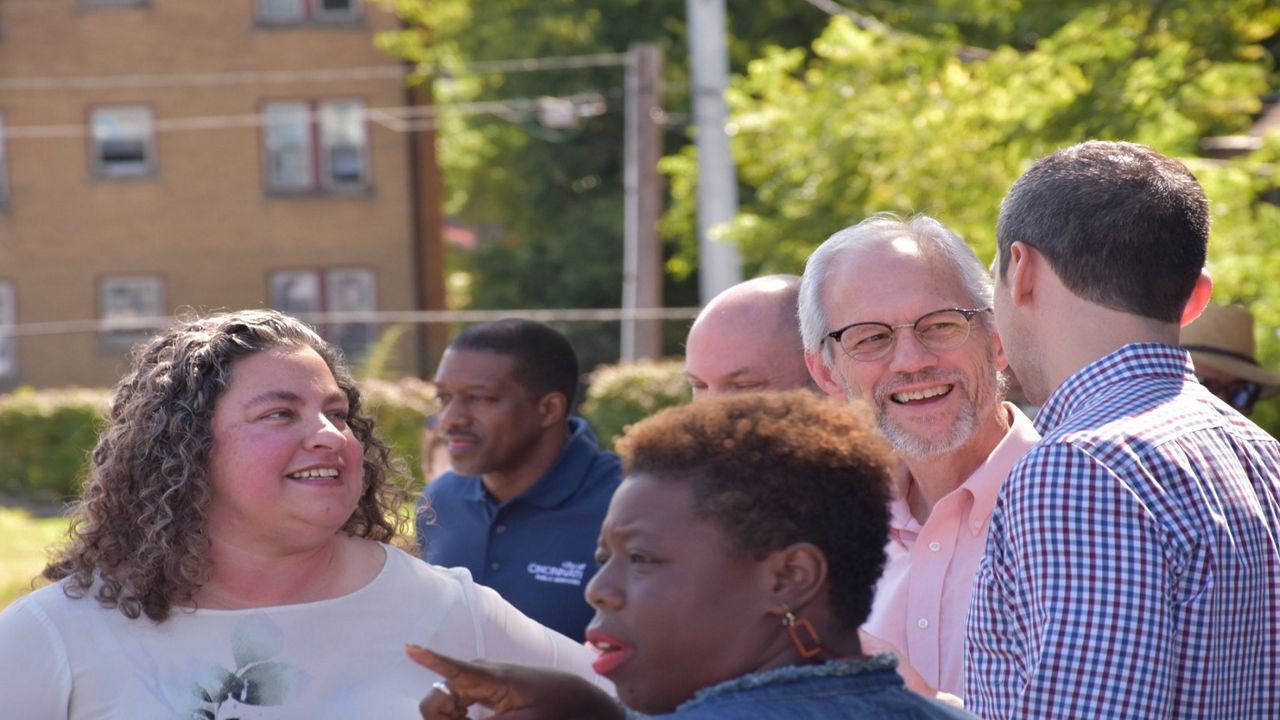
[826,307,990,361]
[1196,375,1260,414]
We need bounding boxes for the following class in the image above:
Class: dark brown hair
[996,140,1209,322]
[44,309,408,621]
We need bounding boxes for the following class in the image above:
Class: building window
[91,106,156,178]
[257,0,360,24]
[263,100,367,193]
[0,282,15,379]
[270,268,376,360]
[100,275,164,347]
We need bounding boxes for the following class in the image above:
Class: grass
[0,506,422,611]
[0,506,68,610]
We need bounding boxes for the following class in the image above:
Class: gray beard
[839,367,1006,460]
[878,395,980,459]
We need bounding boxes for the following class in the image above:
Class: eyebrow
[242,389,347,409]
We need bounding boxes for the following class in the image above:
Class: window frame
[268,267,377,360]
[89,105,157,179]
[0,281,16,380]
[261,98,369,195]
[98,274,165,349]
[256,0,361,25]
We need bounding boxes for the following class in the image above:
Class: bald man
[684,274,815,398]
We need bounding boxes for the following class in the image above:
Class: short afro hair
[448,319,580,409]
[616,390,893,629]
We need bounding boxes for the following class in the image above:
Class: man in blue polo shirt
[417,318,621,641]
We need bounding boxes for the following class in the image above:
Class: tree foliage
[378,1,1280,431]
[662,0,1280,428]
[377,0,831,367]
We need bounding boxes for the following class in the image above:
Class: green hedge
[359,377,438,488]
[581,359,692,451]
[0,388,111,502]
[0,378,439,503]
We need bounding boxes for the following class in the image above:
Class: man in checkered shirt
[966,140,1280,717]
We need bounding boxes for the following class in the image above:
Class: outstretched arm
[407,644,626,720]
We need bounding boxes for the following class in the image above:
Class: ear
[537,392,568,429]
[761,542,828,615]
[1179,268,1214,328]
[989,326,1009,374]
[805,350,848,399]
[1004,241,1037,308]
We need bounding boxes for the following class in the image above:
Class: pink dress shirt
[862,402,1039,697]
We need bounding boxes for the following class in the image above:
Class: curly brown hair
[43,309,409,622]
[615,390,893,629]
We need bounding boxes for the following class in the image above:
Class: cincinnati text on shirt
[526,561,588,586]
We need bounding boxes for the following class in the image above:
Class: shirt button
[494,524,507,534]
[490,561,501,571]
[928,541,941,552]
[917,618,930,629]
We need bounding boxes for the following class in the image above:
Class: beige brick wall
[0,0,420,389]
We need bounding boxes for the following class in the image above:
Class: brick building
[0,0,424,389]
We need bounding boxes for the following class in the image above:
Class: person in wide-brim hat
[1181,303,1280,414]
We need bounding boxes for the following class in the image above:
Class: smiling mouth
[287,467,340,480]
[890,384,954,404]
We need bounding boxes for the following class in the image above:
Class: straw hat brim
[1187,349,1280,398]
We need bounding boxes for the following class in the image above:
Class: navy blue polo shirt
[416,417,621,641]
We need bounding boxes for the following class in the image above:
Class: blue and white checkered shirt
[965,343,1280,718]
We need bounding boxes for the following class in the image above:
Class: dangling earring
[782,609,827,660]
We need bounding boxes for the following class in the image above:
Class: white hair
[797,212,994,369]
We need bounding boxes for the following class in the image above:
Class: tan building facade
[0,0,422,389]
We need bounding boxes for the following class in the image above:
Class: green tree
[377,0,831,369]
[662,0,1280,431]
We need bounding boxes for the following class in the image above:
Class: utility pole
[620,43,664,361]
[406,72,449,377]
[686,0,742,303]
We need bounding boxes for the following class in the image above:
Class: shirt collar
[470,417,602,509]
[963,402,1039,532]
[1034,343,1195,435]
[889,402,1040,538]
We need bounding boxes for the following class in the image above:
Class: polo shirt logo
[526,561,588,586]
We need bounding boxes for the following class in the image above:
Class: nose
[886,327,938,374]
[585,559,622,611]
[436,396,469,430]
[305,412,348,451]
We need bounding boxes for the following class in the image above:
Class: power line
[451,52,627,75]
[0,53,628,93]
[797,0,991,60]
[798,0,890,33]
[0,307,702,339]
[0,65,407,92]
[1,90,622,139]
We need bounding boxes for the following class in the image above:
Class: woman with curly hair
[409,390,978,719]
[0,309,599,719]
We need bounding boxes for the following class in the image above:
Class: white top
[0,543,602,719]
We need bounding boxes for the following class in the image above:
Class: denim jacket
[647,654,978,720]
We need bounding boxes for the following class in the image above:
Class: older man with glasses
[798,212,1040,703]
